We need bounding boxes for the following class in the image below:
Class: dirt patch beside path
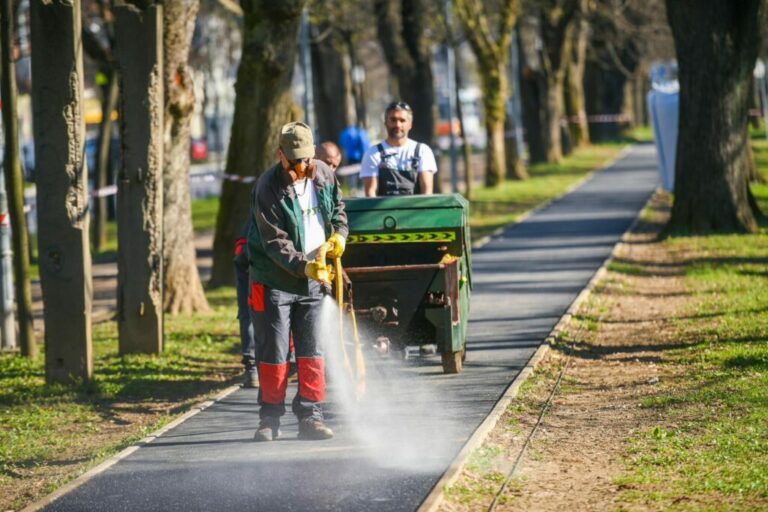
[442,192,690,511]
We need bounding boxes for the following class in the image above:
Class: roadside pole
[509,28,526,160]
[1,0,36,358]
[445,0,459,193]
[0,165,15,350]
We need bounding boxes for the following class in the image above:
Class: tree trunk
[482,65,508,186]
[544,78,564,162]
[584,62,627,142]
[94,69,118,252]
[665,0,765,233]
[311,27,353,144]
[162,0,209,315]
[29,0,93,380]
[518,17,548,164]
[455,0,522,185]
[564,14,589,147]
[373,0,436,147]
[209,1,306,288]
[1,0,36,358]
[114,4,164,353]
[341,31,366,128]
[453,45,474,198]
[539,0,580,164]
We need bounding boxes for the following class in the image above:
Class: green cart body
[341,193,472,373]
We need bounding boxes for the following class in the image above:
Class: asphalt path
[44,144,659,512]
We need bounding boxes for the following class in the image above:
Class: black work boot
[243,366,259,388]
[254,417,281,442]
[242,357,258,388]
[297,417,334,440]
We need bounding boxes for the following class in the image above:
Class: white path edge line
[21,385,242,512]
[419,145,651,512]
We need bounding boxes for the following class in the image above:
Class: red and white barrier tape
[565,113,632,123]
[221,173,258,184]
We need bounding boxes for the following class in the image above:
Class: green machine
[341,193,472,373]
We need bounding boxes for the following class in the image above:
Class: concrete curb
[418,150,651,512]
[20,384,242,512]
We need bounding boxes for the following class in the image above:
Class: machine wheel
[442,349,465,374]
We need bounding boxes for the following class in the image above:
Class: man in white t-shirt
[360,101,437,197]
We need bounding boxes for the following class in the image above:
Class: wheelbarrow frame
[341,194,472,373]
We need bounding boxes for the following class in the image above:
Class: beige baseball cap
[279,122,315,160]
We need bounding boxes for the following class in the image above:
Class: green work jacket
[247,160,348,296]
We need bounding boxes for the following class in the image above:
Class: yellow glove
[305,260,331,285]
[327,232,346,259]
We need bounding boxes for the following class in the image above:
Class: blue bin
[647,84,679,192]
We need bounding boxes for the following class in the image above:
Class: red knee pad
[297,357,325,402]
[259,362,289,404]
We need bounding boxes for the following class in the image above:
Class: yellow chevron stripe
[347,231,456,244]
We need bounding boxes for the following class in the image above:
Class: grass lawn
[0,287,242,510]
[616,161,768,507]
[469,143,626,240]
[618,238,768,507]
[28,197,221,280]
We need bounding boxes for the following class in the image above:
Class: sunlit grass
[469,143,626,240]
[0,286,241,510]
[615,139,768,508]
[28,197,219,280]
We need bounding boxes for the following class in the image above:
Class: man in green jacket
[248,121,348,442]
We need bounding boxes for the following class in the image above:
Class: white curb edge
[20,384,242,512]
[419,151,651,512]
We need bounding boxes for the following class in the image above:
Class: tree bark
[564,13,589,147]
[373,0,436,148]
[209,1,306,288]
[114,3,164,353]
[456,0,523,186]
[1,0,36,358]
[519,15,548,163]
[162,0,209,315]
[584,61,627,142]
[665,0,765,233]
[539,0,581,164]
[311,26,353,145]
[483,66,508,186]
[342,31,367,128]
[29,0,93,380]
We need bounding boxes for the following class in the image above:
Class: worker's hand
[327,232,346,259]
[305,260,332,285]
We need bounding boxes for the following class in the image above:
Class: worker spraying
[247,122,348,442]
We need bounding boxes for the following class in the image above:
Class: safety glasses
[289,157,311,167]
[385,101,412,114]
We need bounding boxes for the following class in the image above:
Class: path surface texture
[43,145,659,512]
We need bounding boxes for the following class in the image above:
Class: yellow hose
[334,255,353,378]
[336,257,366,399]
